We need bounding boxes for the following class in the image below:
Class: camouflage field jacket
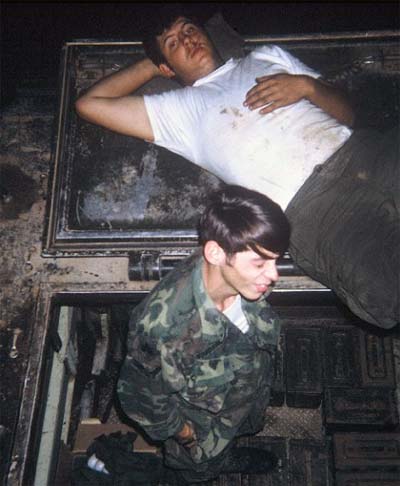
[117,252,280,468]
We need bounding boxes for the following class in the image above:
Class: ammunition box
[335,471,400,486]
[333,432,400,469]
[286,328,323,408]
[289,439,333,486]
[245,436,288,486]
[358,330,395,388]
[323,326,359,388]
[325,388,398,427]
[270,330,285,406]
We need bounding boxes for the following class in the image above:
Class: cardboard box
[73,418,158,454]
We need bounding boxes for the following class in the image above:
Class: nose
[265,260,279,283]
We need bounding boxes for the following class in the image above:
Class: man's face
[220,247,280,301]
[157,17,221,85]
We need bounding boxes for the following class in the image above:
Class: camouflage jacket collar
[192,257,226,343]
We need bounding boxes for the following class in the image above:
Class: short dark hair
[142,6,204,66]
[198,185,291,257]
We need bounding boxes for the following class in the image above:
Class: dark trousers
[286,127,399,329]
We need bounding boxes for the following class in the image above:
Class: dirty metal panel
[43,32,400,256]
[43,41,220,257]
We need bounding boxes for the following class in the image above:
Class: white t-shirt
[144,45,352,209]
[223,295,249,334]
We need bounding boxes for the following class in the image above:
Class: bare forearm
[306,77,355,127]
[74,58,158,140]
[79,58,160,99]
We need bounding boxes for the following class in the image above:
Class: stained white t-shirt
[144,45,352,209]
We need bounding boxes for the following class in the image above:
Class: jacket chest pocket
[187,357,236,391]
[181,354,258,412]
[179,358,236,412]
[185,351,258,394]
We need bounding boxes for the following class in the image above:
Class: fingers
[180,437,197,449]
[244,86,278,110]
[245,79,276,101]
[244,75,286,111]
[245,89,283,111]
[244,74,307,114]
[258,99,285,115]
[175,424,197,449]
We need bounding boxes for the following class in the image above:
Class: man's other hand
[244,73,313,115]
[175,422,197,448]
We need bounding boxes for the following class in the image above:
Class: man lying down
[76,8,399,329]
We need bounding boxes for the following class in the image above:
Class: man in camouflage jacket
[117,185,290,483]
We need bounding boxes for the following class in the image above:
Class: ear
[203,240,227,266]
[159,63,176,79]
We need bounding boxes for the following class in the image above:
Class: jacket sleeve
[117,311,186,442]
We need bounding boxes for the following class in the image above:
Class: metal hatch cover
[42,32,400,257]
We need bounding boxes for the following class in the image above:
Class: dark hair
[142,6,204,66]
[198,185,291,257]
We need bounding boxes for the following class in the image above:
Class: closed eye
[166,38,178,50]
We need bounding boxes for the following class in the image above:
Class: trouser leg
[286,128,399,329]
